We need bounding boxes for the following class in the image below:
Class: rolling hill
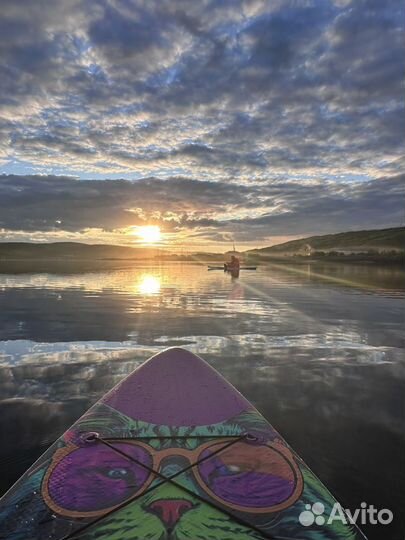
[0,227,403,263]
[248,227,404,256]
[0,242,153,260]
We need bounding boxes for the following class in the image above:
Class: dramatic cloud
[0,173,403,248]
[0,0,403,245]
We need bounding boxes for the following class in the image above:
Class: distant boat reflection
[137,274,161,295]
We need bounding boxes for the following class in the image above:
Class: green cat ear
[229,410,275,435]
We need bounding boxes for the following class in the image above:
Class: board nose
[102,347,251,426]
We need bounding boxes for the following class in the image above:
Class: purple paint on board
[47,444,152,512]
[102,348,252,426]
[198,452,294,507]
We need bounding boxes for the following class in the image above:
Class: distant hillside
[0,242,224,262]
[248,227,405,256]
[0,227,403,263]
[0,242,154,260]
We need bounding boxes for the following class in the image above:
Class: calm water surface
[0,262,404,539]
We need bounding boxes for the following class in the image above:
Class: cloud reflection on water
[0,262,404,539]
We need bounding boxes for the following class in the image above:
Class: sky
[0,0,404,250]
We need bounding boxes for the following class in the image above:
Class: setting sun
[136,225,161,244]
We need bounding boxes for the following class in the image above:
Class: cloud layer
[1,0,404,178]
[0,0,403,245]
[0,173,403,247]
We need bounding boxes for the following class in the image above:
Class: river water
[0,262,403,539]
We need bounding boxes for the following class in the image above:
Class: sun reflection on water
[137,274,161,295]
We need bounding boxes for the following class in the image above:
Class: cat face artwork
[41,416,302,530]
[0,349,365,540]
[1,406,362,540]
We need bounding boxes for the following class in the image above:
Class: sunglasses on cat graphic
[42,436,303,519]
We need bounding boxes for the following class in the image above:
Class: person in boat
[225,255,240,271]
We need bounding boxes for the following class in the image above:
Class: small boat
[0,348,366,539]
[208,265,257,271]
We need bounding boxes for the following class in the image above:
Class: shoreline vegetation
[0,227,403,267]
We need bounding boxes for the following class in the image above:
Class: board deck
[0,347,366,539]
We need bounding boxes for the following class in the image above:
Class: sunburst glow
[138,274,161,295]
[136,225,161,244]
